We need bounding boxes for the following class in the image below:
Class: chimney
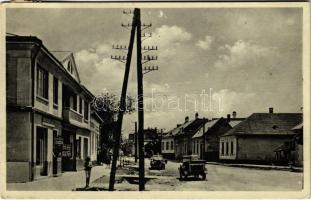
[185,116,189,123]
[227,114,231,122]
[269,107,273,114]
[232,111,237,118]
[195,112,199,119]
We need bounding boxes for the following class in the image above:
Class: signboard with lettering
[54,136,63,157]
[62,144,72,158]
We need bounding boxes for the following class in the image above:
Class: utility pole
[136,8,145,191]
[134,121,138,163]
[108,9,137,191]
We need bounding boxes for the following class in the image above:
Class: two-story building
[6,35,102,183]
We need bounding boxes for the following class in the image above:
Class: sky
[6,7,303,137]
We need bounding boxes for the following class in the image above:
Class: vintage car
[150,155,167,170]
[178,155,207,180]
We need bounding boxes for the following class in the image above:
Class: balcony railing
[63,107,83,123]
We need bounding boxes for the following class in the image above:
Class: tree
[92,92,135,163]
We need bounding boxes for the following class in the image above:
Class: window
[197,141,199,154]
[231,141,234,155]
[53,77,58,105]
[84,101,89,120]
[226,142,229,155]
[166,141,169,150]
[72,94,77,111]
[171,141,174,150]
[37,66,48,99]
[161,142,164,151]
[221,142,224,155]
[184,143,187,154]
[79,97,83,114]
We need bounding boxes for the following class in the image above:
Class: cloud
[158,10,167,19]
[146,25,192,59]
[75,43,125,95]
[196,35,213,50]
[211,89,256,117]
[214,40,278,70]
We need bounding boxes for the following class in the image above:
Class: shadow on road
[177,177,207,182]
[74,187,110,191]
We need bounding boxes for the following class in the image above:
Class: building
[274,122,303,166]
[90,110,103,163]
[219,108,302,164]
[161,121,192,159]
[6,35,102,183]
[191,117,232,161]
[174,113,208,160]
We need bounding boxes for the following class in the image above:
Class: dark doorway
[36,127,48,176]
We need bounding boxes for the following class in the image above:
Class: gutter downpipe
[30,41,42,181]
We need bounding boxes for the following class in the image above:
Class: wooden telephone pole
[109,8,157,191]
[108,9,137,191]
[136,8,145,191]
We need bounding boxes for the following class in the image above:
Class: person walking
[84,156,93,188]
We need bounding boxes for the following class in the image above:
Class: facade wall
[237,136,292,162]
[7,111,32,183]
[191,137,203,158]
[162,137,174,154]
[219,136,237,160]
[6,49,32,106]
[33,113,62,179]
[75,129,91,170]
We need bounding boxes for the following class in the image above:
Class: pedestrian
[106,154,111,169]
[84,156,92,188]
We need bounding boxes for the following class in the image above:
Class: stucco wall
[237,136,292,162]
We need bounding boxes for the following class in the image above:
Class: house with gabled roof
[192,117,232,161]
[174,113,208,160]
[219,108,302,164]
[161,119,192,159]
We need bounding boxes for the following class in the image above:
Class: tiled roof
[291,122,303,130]
[229,120,243,128]
[163,120,193,138]
[222,113,302,136]
[192,119,219,139]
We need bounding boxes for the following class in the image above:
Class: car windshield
[182,155,199,162]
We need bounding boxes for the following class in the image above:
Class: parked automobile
[150,154,167,170]
[178,155,207,180]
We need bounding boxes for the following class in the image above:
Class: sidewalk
[7,165,111,191]
[206,162,303,172]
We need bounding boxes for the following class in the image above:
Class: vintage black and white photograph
[1,2,310,198]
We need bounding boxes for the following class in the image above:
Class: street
[7,159,303,191]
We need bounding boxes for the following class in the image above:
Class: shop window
[166,141,169,150]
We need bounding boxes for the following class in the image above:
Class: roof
[222,113,302,137]
[163,120,193,138]
[291,122,303,130]
[229,120,243,128]
[192,119,219,139]
[178,118,208,136]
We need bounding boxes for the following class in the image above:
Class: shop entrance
[36,127,48,177]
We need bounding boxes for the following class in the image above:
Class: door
[83,138,89,159]
[52,130,58,175]
[36,127,48,176]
